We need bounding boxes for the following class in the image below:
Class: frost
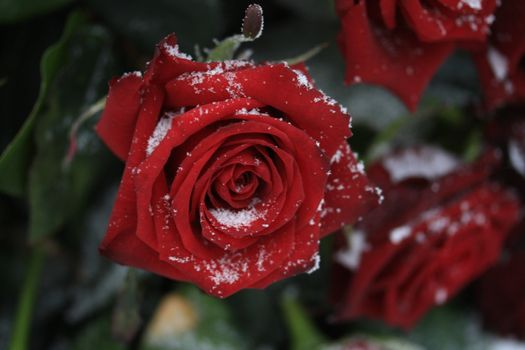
[199,254,250,288]
[389,226,412,244]
[330,149,343,164]
[374,187,384,204]
[122,71,142,79]
[487,47,509,82]
[168,256,191,263]
[163,42,193,60]
[146,114,176,156]
[306,252,321,274]
[235,108,265,115]
[256,249,267,272]
[335,230,369,270]
[292,69,313,89]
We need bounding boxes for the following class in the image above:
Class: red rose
[335,0,497,110]
[96,34,378,297]
[333,146,520,328]
[473,0,525,110]
[477,252,525,339]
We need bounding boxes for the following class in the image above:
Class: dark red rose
[477,252,525,339]
[473,0,525,110]
[96,34,379,297]
[333,146,520,328]
[336,0,497,110]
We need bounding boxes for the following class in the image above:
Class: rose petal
[336,0,454,110]
[95,72,143,160]
[250,217,321,288]
[321,142,380,236]
[165,63,351,158]
[100,85,164,253]
[143,34,219,85]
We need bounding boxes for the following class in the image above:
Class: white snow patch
[434,288,448,304]
[163,42,193,60]
[389,226,412,244]
[122,71,142,79]
[256,249,267,272]
[487,47,509,82]
[168,256,191,263]
[235,108,265,115]
[428,216,450,233]
[293,69,313,89]
[509,139,525,176]
[146,114,175,156]
[330,149,343,164]
[383,147,459,182]
[306,252,321,274]
[460,0,482,10]
[488,337,525,350]
[209,198,265,229]
[335,230,369,270]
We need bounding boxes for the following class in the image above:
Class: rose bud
[472,0,525,110]
[335,0,497,110]
[477,252,525,339]
[332,146,520,329]
[95,34,379,297]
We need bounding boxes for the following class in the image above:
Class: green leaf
[28,22,116,240]
[206,35,246,62]
[227,289,288,349]
[84,0,224,53]
[408,305,487,350]
[0,12,86,197]
[0,0,73,23]
[143,285,248,350]
[112,269,142,343]
[281,294,326,350]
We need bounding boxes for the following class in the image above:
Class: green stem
[284,43,329,65]
[363,115,411,164]
[62,96,106,168]
[363,105,438,164]
[9,249,45,350]
[281,294,326,350]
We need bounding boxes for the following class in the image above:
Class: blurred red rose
[335,0,497,110]
[477,252,525,339]
[484,108,525,247]
[96,34,379,297]
[333,146,520,328]
[473,0,525,110]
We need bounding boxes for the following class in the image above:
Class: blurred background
[0,0,516,349]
